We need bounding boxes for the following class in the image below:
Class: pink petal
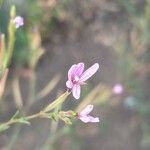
[88,116,100,123]
[80,105,93,116]
[74,63,84,77]
[68,63,85,80]
[66,80,73,89]
[80,63,99,82]
[72,84,81,99]
[14,16,24,28]
[78,116,91,123]
[68,64,77,80]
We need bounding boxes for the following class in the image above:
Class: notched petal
[74,63,84,76]
[88,116,100,123]
[68,64,77,79]
[78,116,90,123]
[72,84,81,99]
[80,105,93,116]
[80,63,99,82]
[66,80,73,89]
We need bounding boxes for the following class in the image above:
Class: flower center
[73,75,80,83]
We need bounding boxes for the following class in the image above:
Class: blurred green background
[0,0,150,150]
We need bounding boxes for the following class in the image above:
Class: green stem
[0,111,46,128]
[3,19,16,68]
[3,5,16,69]
[0,91,70,131]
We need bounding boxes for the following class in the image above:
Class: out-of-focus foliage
[116,0,150,148]
[0,0,150,150]
[0,0,70,67]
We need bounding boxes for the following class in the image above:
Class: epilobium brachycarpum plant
[0,6,100,132]
[0,62,100,132]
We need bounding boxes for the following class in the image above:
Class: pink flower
[13,16,24,28]
[113,84,123,94]
[66,63,99,99]
[78,105,100,123]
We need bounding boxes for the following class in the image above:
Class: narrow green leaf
[44,91,70,113]
[0,124,10,132]
[18,118,30,125]
[11,110,20,119]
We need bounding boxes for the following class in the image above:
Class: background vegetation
[0,0,150,150]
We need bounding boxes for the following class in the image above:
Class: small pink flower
[113,84,123,94]
[78,105,100,123]
[13,16,24,28]
[66,63,99,99]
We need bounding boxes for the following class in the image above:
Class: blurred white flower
[113,84,123,94]
[13,16,24,28]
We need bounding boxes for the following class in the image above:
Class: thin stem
[3,20,16,68]
[1,111,43,127]
[0,91,70,131]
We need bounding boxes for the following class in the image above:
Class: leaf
[44,91,70,113]
[11,110,20,119]
[18,118,30,125]
[0,124,10,132]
